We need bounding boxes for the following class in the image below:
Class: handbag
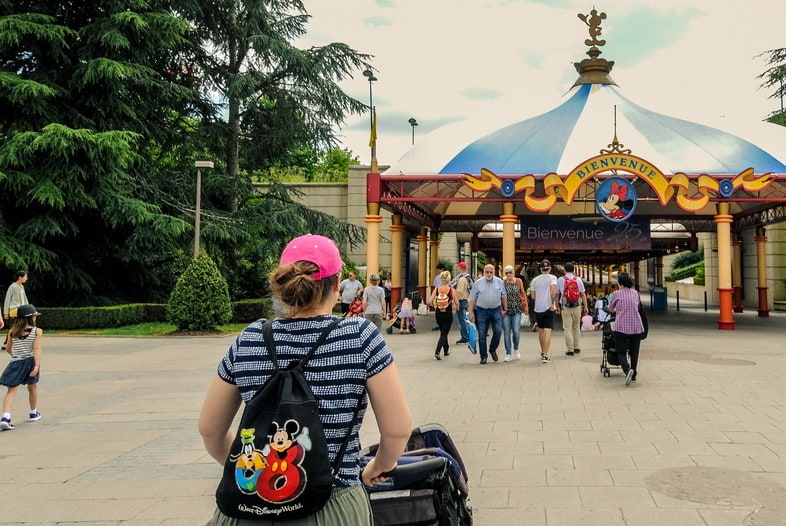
[520,313,530,327]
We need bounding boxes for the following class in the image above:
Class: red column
[731,239,743,313]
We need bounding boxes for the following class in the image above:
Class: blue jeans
[502,311,522,355]
[475,307,502,360]
[456,299,469,340]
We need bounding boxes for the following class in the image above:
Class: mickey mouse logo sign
[596,177,637,222]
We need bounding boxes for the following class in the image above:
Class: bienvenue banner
[520,217,651,250]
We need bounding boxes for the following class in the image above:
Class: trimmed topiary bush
[167,252,232,331]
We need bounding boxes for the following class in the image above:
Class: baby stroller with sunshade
[600,321,622,377]
[360,423,472,525]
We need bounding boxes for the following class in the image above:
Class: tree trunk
[227,95,241,213]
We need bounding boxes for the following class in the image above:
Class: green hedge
[669,261,704,282]
[37,298,273,330]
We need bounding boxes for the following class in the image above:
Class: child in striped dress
[0,304,43,430]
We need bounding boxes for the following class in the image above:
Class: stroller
[360,423,472,525]
[386,304,417,334]
[600,321,622,377]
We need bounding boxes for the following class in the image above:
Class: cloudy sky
[301,0,784,166]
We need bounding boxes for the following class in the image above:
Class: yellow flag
[368,108,377,148]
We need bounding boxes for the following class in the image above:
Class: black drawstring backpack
[215,318,361,520]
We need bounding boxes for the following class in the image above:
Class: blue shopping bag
[467,319,477,355]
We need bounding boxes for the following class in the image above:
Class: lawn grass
[49,322,249,337]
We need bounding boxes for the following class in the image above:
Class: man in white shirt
[339,272,363,316]
[529,260,558,363]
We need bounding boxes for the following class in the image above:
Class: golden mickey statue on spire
[578,9,607,47]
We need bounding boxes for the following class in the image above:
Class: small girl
[398,297,415,334]
[346,290,365,317]
[0,304,43,430]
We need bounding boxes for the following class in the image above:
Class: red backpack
[563,276,581,305]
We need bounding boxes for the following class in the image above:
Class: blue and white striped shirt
[217,315,392,487]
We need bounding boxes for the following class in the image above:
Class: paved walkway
[1,304,786,525]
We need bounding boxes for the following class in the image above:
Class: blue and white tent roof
[384,83,786,177]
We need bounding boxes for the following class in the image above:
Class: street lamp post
[408,117,418,145]
[363,69,378,172]
[362,69,377,126]
[193,160,214,258]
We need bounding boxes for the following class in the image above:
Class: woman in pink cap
[199,234,411,525]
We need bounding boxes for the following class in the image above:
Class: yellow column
[365,202,382,284]
[417,227,428,305]
[715,203,735,330]
[500,202,516,270]
[390,214,405,308]
[428,230,440,304]
[731,236,743,313]
[756,226,769,317]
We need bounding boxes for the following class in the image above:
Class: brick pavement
[1,304,785,525]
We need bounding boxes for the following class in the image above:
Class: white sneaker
[504,355,512,362]
[514,351,521,361]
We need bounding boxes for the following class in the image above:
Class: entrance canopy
[371,24,786,264]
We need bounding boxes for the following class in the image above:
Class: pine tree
[183,0,371,211]
[0,1,201,304]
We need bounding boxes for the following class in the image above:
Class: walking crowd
[330,260,648,387]
[409,260,649,386]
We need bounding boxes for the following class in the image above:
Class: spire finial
[572,8,617,88]
[577,8,607,49]
[600,105,631,155]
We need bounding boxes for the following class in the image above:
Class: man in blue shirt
[468,264,508,364]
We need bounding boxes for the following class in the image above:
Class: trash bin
[410,291,421,309]
[652,286,667,311]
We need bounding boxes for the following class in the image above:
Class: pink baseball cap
[457,261,467,269]
[280,234,343,280]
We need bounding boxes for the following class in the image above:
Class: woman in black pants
[609,273,646,385]
[432,270,459,360]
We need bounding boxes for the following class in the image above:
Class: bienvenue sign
[520,217,651,250]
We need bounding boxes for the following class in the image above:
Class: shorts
[0,357,39,387]
[210,485,372,526]
[534,310,556,330]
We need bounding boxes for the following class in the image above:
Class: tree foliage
[0,1,200,305]
[0,1,371,308]
[181,0,371,210]
[757,47,786,124]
